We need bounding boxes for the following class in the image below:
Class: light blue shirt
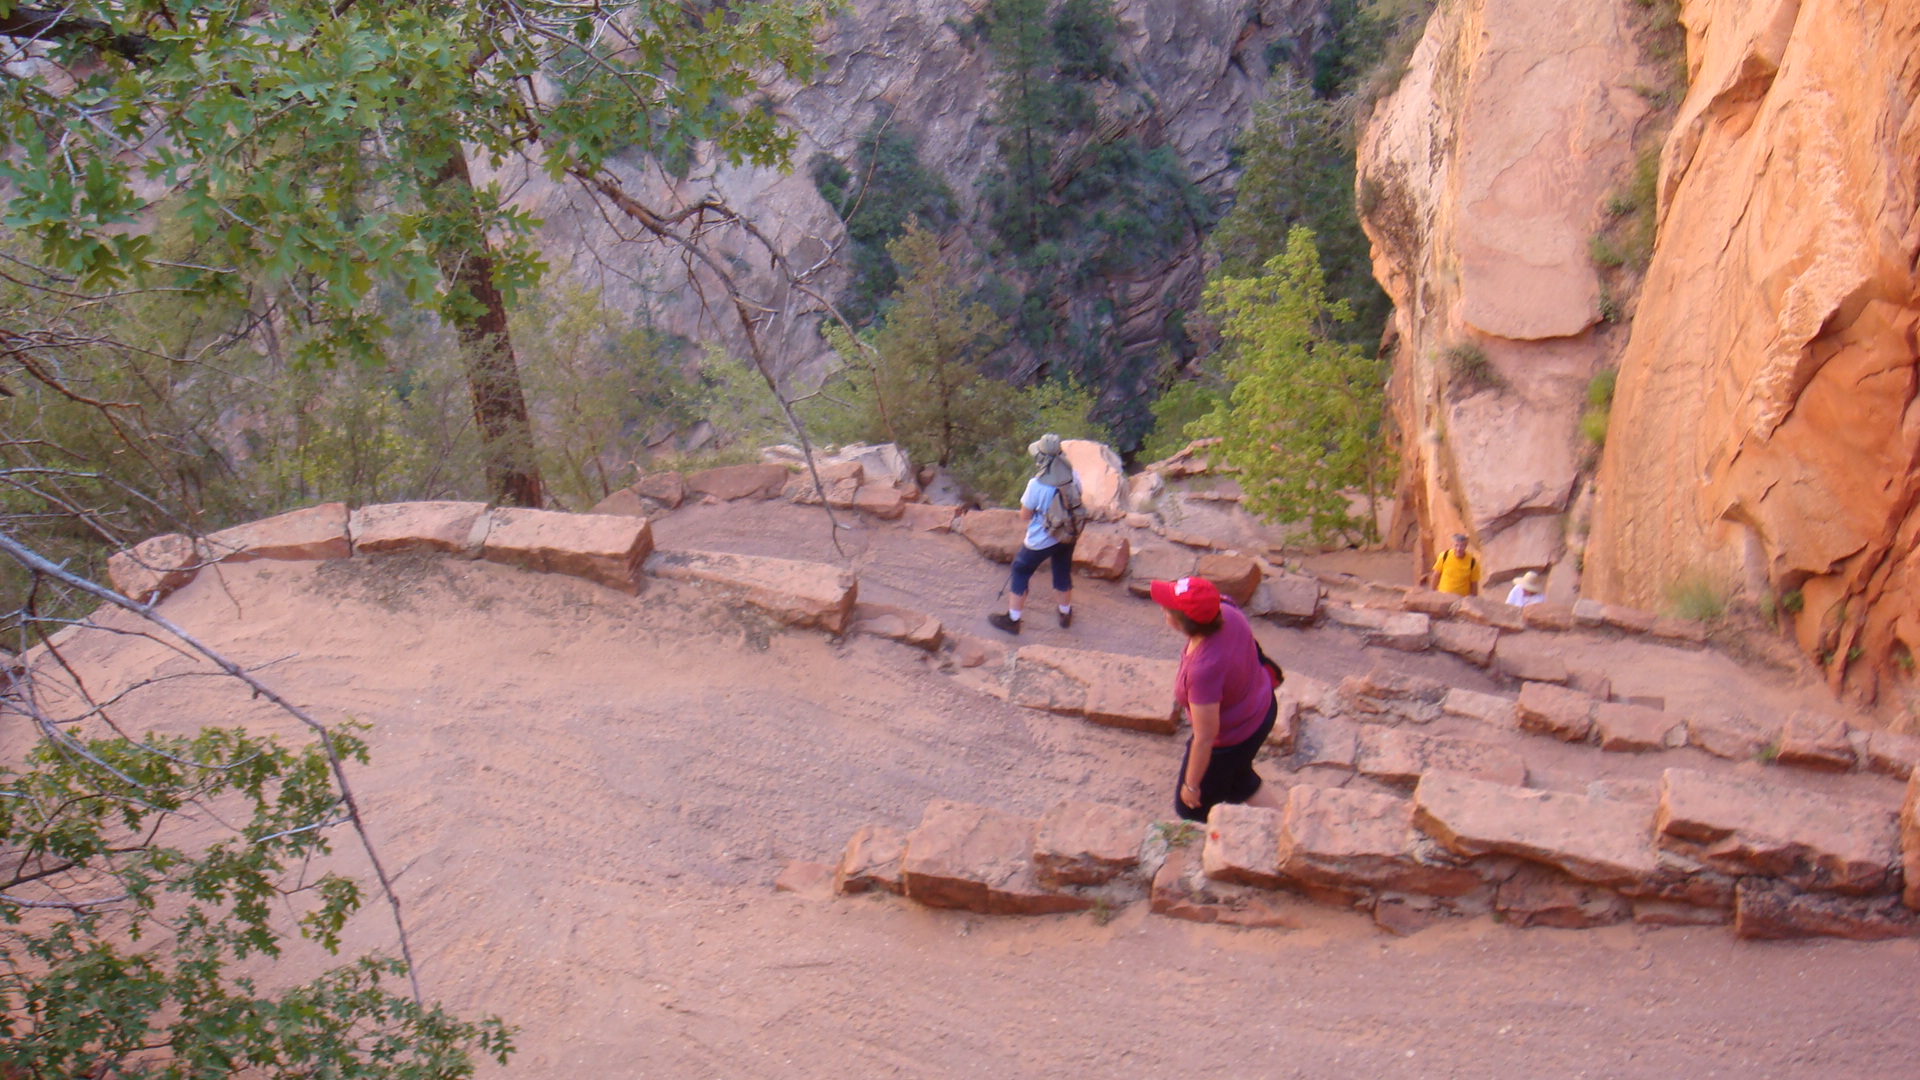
[1021,477,1063,550]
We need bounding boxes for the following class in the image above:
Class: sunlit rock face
[1586,0,1920,699]
[1357,0,1652,581]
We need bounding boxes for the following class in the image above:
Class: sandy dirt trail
[16,508,1920,1078]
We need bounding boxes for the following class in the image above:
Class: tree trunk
[426,147,543,508]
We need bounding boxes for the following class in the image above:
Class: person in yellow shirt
[1425,533,1481,596]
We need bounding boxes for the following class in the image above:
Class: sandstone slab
[1059,439,1127,519]
[1594,702,1677,752]
[1495,864,1630,929]
[203,503,350,563]
[1600,605,1656,634]
[898,502,960,532]
[1442,687,1517,729]
[850,602,942,650]
[774,860,834,898]
[834,824,907,895]
[350,501,489,554]
[1734,879,1920,942]
[1356,729,1527,788]
[1866,730,1920,780]
[1649,617,1708,645]
[1401,589,1461,618]
[1279,786,1480,897]
[1127,542,1199,584]
[1494,635,1568,683]
[851,483,907,520]
[1520,602,1577,632]
[1033,800,1148,886]
[1775,711,1856,772]
[1656,768,1900,895]
[1071,529,1130,580]
[633,471,685,508]
[1151,844,1305,929]
[485,509,653,594]
[1413,772,1659,887]
[1632,899,1732,927]
[1201,803,1287,888]
[900,800,1089,916]
[1374,612,1431,652]
[1007,645,1179,734]
[1431,621,1499,666]
[956,509,1026,563]
[1264,574,1322,623]
[785,463,862,507]
[589,489,651,518]
[646,548,856,632]
[684,463,787,501]
[108,533,200,603]
[1196,552,1261,606]
[1571,598,1608,628]
[1516,681,1595,742]
[1293,713,1359,771]
[1686,711,1780,761]
[1457,596,1525,632]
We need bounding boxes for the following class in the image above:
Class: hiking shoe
[1057,608,1073,629]
[987,613,1021,635]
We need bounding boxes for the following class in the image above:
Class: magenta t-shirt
[1174,601,1274,746]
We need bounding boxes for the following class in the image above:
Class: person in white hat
[1505,570,1547,608]
[987,434,1087,634]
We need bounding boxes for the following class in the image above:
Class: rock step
[645,548,857,634]
[1005,644,1185,735]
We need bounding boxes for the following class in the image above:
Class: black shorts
[1173,694,1279,823]
[1009,541,1074,595]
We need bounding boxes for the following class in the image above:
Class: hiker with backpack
[988,433,1088,635]
[1424,532,1482,597]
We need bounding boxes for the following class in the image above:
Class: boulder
[1686,711,1780,761]
[1413,772,1660,887]
[480,509,652,594]
[1373,611,1431,652]
[1599,604,1656,633]
[1431,621,1500,666]
[350,501,489,553]
[956,509,1026,563]
[1263,574,1322,623]
[851,483,908,520]
[834,824,907,895]
[202,503,350,563]
[1495,864,1630,929]
[782,461,862,507]
[683,463,788,501]
[633,471,685,508]
[1903,771,1920,910]
[1200,803,1287,889]
[589,489,651,518]
[1059,439,1127,520]
[1494,635,1568,683]
[1071,529,1130,580]
[1324,605,1389,633]
[1033,800,1149,886]
[1442,687,1517,729]
[1515,682,1595,742]
[1356,728,1528,788]
[824,442,912,488]
[1456,595,1526,631]
[898,503,960,532]
[1006,644,1180,735]
[1866,730,1920,780]
[1278,786,1481,897]
[1734,879,1920,941]
[1125,470,1164,514]
[647,549,857,633]
[1195,552,1261,606]
[107,533,200,603]
[1774,711,1857,772]
[1520,602,1577,632]
[1594,702,1677,752]
[899,800,1090,916]
[1571,598,1608,628]
[1656,768,1900,894]
[1127,542,1199,586]
[1293,713,1359,770]
[1401,589,1461,618]
[850,602,942,651]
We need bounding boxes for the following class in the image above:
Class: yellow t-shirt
[1432,549,1481,596]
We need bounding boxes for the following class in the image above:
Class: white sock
[1059,605,1072,614]
[1008,609,1022,621]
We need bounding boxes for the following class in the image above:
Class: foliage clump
[1443,342,1505,398]
[810,119,960,326]
[1664,569,1731,622]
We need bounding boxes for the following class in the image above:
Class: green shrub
[1586,368,1618,408]
[1780,588,1805,615]
[1589,234,1628,270]
[1580,406,1610,447]
[1664,570,1730,622]
[1444,342,1505,397]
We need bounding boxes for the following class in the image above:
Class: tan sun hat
[1516,570,1546,593]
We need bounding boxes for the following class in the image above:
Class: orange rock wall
[1357,0,1653,586]
[1586,0,1920,698]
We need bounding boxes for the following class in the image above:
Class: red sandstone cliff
[1587,0,1920,701]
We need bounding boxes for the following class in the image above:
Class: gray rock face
[494,0,1319,391]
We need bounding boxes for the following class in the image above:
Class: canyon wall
[1356,0,1655,587]
[1586,0,1920,700]
[505,0,1319,396]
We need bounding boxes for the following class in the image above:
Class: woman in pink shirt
[1150,576,1284,823]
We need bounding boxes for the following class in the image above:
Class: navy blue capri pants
[1008,541,1074,595]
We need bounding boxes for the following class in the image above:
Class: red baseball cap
[1150,576,1221,622]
